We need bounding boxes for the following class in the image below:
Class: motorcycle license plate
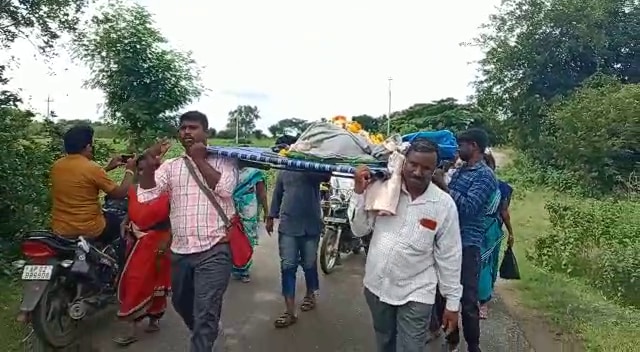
[324,217,347,224]
[21,265,53,281]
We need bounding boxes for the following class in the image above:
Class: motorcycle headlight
[330,202,341,210]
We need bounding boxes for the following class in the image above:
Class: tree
[267,118,310,136]
[390,98,505,145]
[352,115,381,133]
[542,78,640,192]
[226,105,261,139]
[74,2,203,150]
[472,0,640,155]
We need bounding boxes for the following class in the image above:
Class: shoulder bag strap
[182,156,231,227]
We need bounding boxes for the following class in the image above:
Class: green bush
[529,198,640,308]
[540,79,640,194]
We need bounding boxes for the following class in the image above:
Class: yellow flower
[346,121,362,133]
[278,148,289,157]
[371,133,385,144]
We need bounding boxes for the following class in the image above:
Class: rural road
[47,150,534,351]
[85,228,532,352]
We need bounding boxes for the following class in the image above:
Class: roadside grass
[507,190,640,352]
[0,281,26,352]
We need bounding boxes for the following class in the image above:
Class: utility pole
[387,77,392,136]
[235,115,239,144]
[45,95,54,119]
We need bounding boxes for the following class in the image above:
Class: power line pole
[235,115,239,144]
[387,77,392,135]
[45,95,54,119]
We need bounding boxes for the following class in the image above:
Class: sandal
[112,335,138,347]
[274,312,298,328]
[300,296,316,312]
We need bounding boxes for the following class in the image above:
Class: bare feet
[479,304,489,320]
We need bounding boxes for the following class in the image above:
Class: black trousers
[430,246,482,352]
[171,244,232,352]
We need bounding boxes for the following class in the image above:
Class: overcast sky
[4,0,499,131]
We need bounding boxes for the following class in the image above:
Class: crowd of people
[49,111,513,352]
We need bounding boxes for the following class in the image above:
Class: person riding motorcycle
[49,125,136,262]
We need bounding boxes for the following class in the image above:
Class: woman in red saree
[113,152,171,346]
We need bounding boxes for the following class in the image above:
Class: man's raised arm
[138,159,171,202]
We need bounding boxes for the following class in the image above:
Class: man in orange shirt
[50,125,135,246]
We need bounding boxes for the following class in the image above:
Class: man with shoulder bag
[137,111,242,352]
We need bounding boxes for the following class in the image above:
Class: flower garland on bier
[204,115,458,176]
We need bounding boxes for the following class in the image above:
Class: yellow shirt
[50,155,117,238]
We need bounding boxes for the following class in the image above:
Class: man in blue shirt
[267,169,330,329]
[430,128,498,352]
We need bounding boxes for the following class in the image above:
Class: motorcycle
[319,190,371,274]
[13,197,128,349]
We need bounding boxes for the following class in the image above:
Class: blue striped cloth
[206,146,387,178]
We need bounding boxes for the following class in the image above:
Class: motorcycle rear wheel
[31,278,79,348]
[320,228,340,274]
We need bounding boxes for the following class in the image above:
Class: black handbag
[499,246,521,280]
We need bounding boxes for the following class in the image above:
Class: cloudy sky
[4,0,499,132]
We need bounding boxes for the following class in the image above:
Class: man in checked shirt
[430,128,498,352]
[349,139,462,352]
[138,111,237,352]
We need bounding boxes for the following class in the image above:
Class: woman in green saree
[478,153,515,319]
[232,165,269,282]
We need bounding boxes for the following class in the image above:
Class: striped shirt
[349,183,463,311]
[137,155,238,254]
[448,160,497,248]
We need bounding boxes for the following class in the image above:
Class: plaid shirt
[137,156,238,254]
[448,160,497,248]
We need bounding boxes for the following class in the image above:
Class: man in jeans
[267,170,330,328]
[138,111,237,352]
[431,128,498,352]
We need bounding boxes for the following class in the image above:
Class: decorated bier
[206,116,458,178]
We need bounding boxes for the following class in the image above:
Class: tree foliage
[473,0,640,152]
[542,78,640,192]
[74,2,203,151]
[0,0,90,53]
[267,118,310,137]
[226,105,261,139]
[390,98,507,145]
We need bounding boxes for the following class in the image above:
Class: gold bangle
[124,169,135,176]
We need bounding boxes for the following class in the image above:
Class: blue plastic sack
[401,130,458,161]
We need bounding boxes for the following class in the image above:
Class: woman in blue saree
[478,153,514,319]
[232,165,269,282]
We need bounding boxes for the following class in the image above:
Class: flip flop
[112,335,138,347]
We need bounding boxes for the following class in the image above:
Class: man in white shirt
[349,139,463,352]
